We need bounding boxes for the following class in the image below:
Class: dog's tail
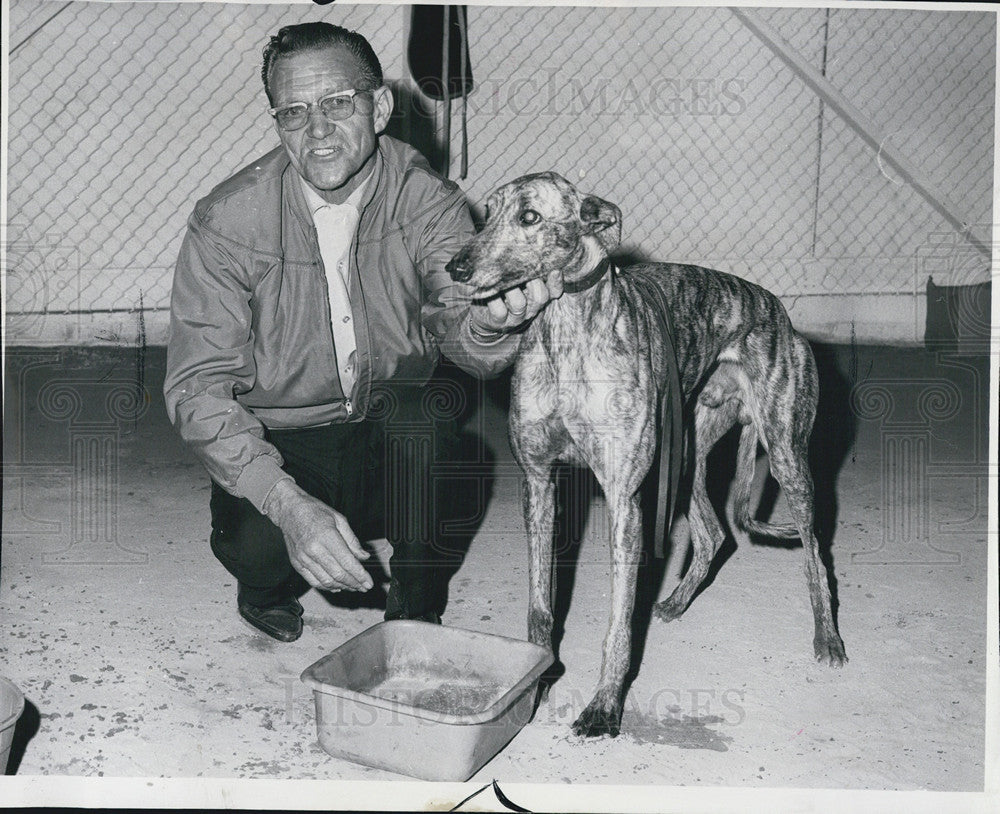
[732,423,801,540]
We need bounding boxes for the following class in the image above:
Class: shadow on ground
[5,698,39,776]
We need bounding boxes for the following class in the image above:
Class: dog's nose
[446,248,474,282]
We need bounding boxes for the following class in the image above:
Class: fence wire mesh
[6,0,404,326]
[454,4,993,297]
[5,2,994,340]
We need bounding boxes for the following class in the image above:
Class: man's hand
[263,479,373,593]
[468,268,563,337]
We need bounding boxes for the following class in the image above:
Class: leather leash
[626,266,684,560]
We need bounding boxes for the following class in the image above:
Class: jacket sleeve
[163,211,292,512]
[410,184,523,379]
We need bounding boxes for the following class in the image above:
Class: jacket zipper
[312,223,354,417]
[353,178,376,423]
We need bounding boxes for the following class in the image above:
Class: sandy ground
[0,343,994,810]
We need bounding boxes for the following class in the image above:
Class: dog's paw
[571,702,622,738]
[652,597,684,623]
[814,634,848,667]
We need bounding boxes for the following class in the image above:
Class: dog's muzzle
[446,247,475,283]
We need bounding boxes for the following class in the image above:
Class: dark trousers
[209,384,460,620]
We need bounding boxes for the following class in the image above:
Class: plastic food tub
[301,620,554,781]
[0,677,24,774]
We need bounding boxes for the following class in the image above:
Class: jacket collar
[298,165,373,215]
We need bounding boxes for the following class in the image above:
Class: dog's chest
[511,313,651,427]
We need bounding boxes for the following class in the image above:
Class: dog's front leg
[572,491,643,738]
[523,472,556,651]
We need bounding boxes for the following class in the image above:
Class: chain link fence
[454,5,993,297]
[5,2,994,344]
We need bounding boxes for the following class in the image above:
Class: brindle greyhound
[446,172,847,738]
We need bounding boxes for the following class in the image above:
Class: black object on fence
[407,5,473,178]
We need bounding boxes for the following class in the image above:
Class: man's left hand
[469,269,563,337]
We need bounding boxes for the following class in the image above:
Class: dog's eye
[519,209,541,226]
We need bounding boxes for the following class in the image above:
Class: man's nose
[306,107,336,139]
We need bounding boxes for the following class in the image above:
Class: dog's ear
[579,195,622,252]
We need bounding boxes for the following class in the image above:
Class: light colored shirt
[300,171,372,397]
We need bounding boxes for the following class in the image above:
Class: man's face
[269,46,393,205]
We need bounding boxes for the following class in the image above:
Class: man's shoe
[238,595,304,643]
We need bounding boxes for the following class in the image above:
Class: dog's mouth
[468,283,519,304]
[469,289,501,304]
[467,274,546,304]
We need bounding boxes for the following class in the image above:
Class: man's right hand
[262,479,373,593]
[468,269,563,337]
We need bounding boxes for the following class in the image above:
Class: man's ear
[579,195,622,252]
[372,85,395,134]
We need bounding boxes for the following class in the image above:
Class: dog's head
[446,172,622,299]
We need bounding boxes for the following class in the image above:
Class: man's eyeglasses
[269,89,372,131]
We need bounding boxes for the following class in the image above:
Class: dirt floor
[0,343,995,811]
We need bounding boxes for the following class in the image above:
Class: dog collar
[563,257,615,294]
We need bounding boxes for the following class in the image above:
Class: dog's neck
[563,256,614,294]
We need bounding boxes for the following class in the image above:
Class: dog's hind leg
[757,338,847,666]
[763,440,846,665]
[654,397,741,622]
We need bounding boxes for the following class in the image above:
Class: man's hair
[262,22,384,105]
